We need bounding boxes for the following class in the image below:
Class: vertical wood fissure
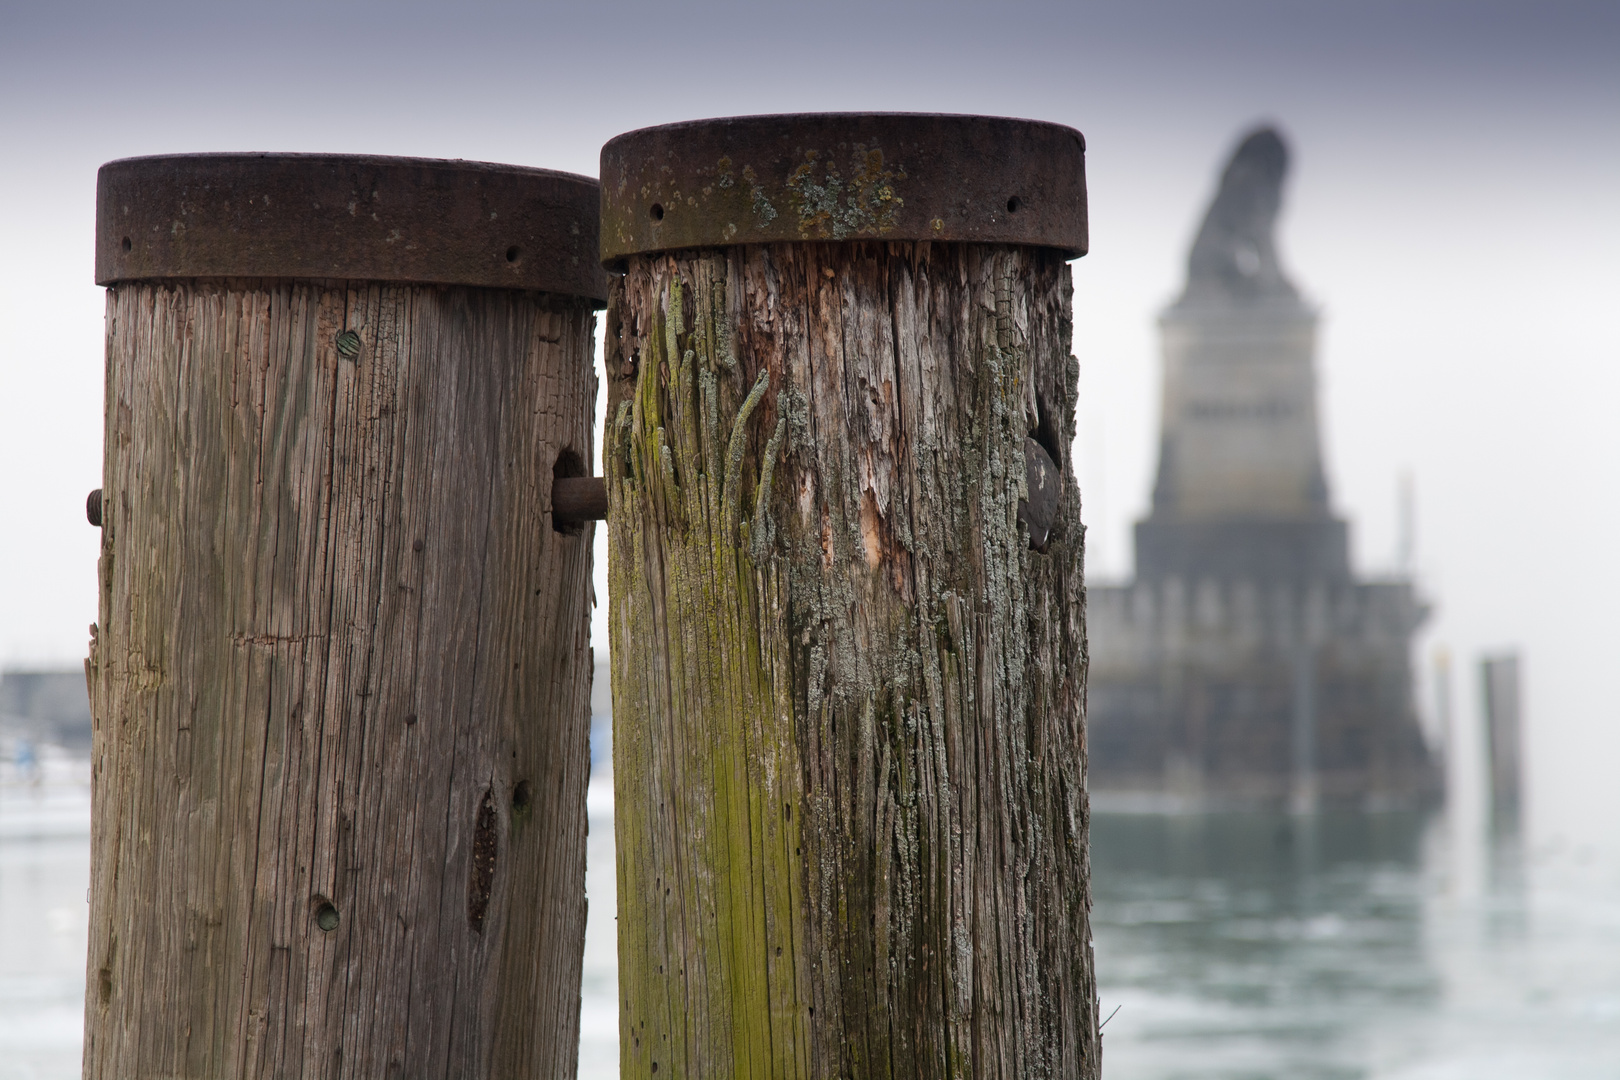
[87,279,596,1079]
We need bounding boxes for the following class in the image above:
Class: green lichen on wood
[607,255,806,1079]
[608,242,1097,1079]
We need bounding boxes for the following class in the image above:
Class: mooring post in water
[599,113,1099,1078]
[1481,652,1523,832]
[85,154,606,1078]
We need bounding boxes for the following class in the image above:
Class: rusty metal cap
[97,153,609,303]
[600,113,1086,267]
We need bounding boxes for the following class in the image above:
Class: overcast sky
[3,0,1617,850]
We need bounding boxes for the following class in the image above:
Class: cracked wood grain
[606,242,1098,1079]
[85,279,596,1079]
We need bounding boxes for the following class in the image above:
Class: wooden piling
[599,114,1099,1078]
[85,154,606,1079]
[1482,652,1523,829]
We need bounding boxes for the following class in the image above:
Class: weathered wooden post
[600,114,1098,1078]
[85,154,605,1078]
[1481,652,1523,831]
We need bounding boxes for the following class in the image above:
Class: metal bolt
[315,902,340,932]
[1019,437,1060,550]
[87,489,103,527]
[553,476,608,524]
[335,330,361,359]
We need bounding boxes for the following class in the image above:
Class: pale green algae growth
[605,245,1095,1079]
[607,263,805,1078]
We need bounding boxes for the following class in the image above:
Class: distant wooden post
[1481,652,1523,829]
[85,154,606,1078]
[599,114,1098,1077]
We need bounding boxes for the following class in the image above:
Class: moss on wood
[608,243,1097,1079]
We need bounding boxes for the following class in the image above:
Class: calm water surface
[1090,812,1620,1079]
[0,759,94,1080]
[4,774,1617,1079]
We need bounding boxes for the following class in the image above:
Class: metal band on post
[600,111,1087,266]
[97,152,608,297]
[87,153,603,1079]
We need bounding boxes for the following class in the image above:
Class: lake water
[0,751,94,1080]
[1090,812,1620,1079]
[5,769,1617,1078]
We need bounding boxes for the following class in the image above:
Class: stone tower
[1087,128,1439,809]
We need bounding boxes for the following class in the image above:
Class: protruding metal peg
[87,488,103,527]
[552,476,607,523]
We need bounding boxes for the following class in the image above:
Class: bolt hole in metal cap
[96,153,609,303]
[599,112,1088,268]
